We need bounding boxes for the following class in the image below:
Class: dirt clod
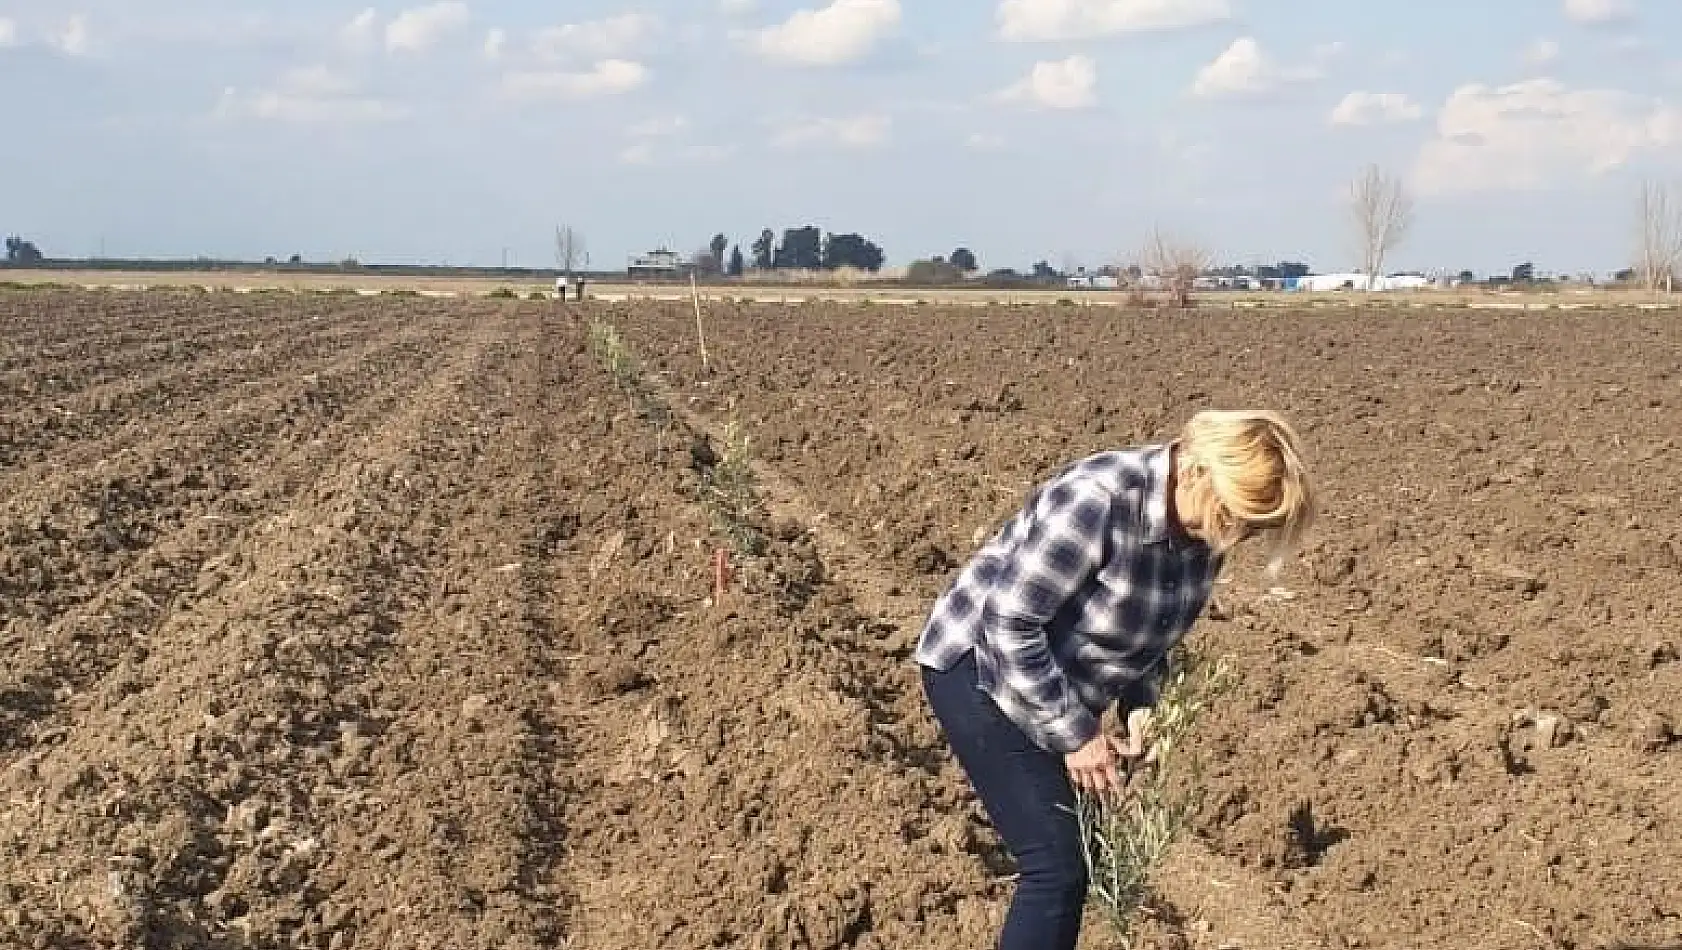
[1638,713,1674,752]
[1534,713,1574,748]
[910,543,955,576]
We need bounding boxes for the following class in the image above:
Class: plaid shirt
[915,445,1222,754]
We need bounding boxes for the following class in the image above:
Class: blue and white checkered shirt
[915,445,1223,754]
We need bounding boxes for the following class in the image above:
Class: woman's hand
[1065,735,1121,796]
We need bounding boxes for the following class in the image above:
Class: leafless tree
[1142,228,1212,309]
[1349,164,1413,291]
[555,226,589,277]
[1635,180,1682,293]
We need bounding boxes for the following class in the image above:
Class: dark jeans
[922,651,1087,950]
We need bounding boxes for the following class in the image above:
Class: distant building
[1292,272,1432,292]
[1066,274,1120,289]
[1296,273,1364,291]
[627,249,692,280]
[1200,275,1263,290]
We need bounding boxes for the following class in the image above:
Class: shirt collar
[1141,443,1174,544]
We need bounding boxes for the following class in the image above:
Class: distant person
[575,275,587,302]
[555,274,570,301]
[916,410,1316,950]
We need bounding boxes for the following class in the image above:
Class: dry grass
[1075,648,1239,947]
[586,318,637,390]
[586,315,759,554]
[696,416,765,556]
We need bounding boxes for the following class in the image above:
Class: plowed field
[617,300,1682,950]
[3,289,1679,950]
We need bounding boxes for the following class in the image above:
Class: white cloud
[1329,91,1423,126]
[1413,79,1682,195]
[721,0,758,13]
[1563,0,1629,24]
[966,132,1006,150]
[998,0,1230,42]
[628,115,689,137]
[680,144,736,162]
[343,8,379,49]
[281,64,357,98]
[500,59,648,101]
[752,0,901,67]
[772,114,891,149]
[0,18,17,48]
[484,28,506,59]
[531,14,659,61]
[621,114,733,167]
[1190,37,1319,99]
[216,66,406,123]
[998,55,1098,110]
[53,14,90,56]
[1524,38,1561,68]
[1157,128,1212,165]
[385,2,470,54]
[622,142,737,166]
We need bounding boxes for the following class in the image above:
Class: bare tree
[555,226,589,277]
[1349,164,1414,291]
[1636,180,1682,293]
[1142,228,1212,309]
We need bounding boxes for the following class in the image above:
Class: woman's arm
[987,479,1110,754]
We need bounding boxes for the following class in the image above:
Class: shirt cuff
[1041,703,1101,755]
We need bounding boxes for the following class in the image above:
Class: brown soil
[618,300,1682,950]
[4,289,1679,950]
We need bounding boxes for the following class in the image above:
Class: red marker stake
[712,548,732,602]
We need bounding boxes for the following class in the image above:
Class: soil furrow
[0,311,395,475]
[547,323,1015,948]
[0,316,459,761]
[512,311,580,939]
[0,313,446,502]
[0,290,311,389]
[0,304,554,948]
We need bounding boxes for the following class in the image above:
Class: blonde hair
[1175,410,1316,569]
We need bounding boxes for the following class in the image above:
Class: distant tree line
[904,248,980,284]
[4,236,44,265]
[692,226,886,276]
[15,206,1674,292]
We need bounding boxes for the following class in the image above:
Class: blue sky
[2,0,1679,275]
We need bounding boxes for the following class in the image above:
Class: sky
[3,0,1681,276]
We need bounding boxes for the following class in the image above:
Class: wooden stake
[691,273,710,373]
[712,548,732,602]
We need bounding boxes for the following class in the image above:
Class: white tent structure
[1299,273,1365,291]
[1297,272,1432,292]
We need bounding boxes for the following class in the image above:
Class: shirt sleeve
[1115,661,1165,712]
[986,478,1110,754]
